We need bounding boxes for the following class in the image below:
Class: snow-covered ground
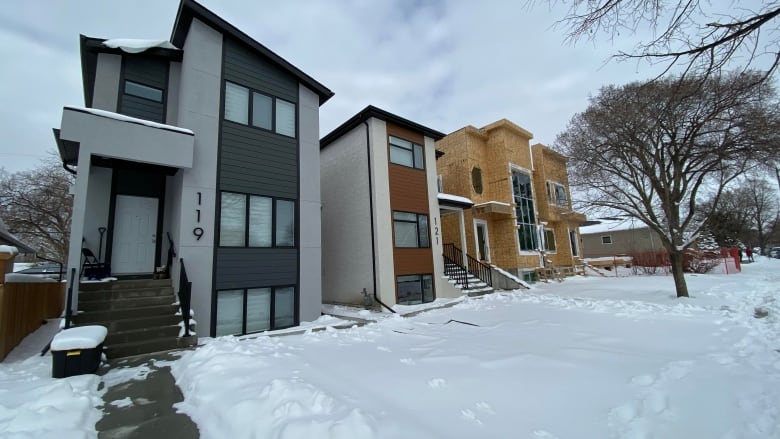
[2,258,778,438]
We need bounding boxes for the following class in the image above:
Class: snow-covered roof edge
[438,193,474,206]
[102,39,179,54]
[579,218,649,234]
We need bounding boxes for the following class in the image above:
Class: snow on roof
[65,106,194,135]
[437,193,473,205]
[102,38,178,53]
[4,273,56,283]
[51,325,107,351]
[580,218,649,234]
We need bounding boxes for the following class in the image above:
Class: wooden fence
[0,282,65,361]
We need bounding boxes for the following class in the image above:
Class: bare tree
[537,0,780,81]
[557,72,779,297]
[743,176,779,252]
[0,158,74,263]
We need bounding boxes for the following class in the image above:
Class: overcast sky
[0,0,668,173]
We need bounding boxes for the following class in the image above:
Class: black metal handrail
[443,243,469,289]
[26,255,64,282]
[64,268,76,329]
[467,253,493,287]
[166,232,176,276]
[178,258,192,337]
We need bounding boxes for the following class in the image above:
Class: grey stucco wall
[92,53,121,111]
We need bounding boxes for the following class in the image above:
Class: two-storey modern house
[54,0,333,350]
[320,106,470,308]
[436,119,585,281]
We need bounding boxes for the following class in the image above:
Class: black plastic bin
[52,343,104,378]
[50,325,107,378]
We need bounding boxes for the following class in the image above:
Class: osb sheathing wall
[437,121,584,274]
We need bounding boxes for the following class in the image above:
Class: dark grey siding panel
[215,248,297,290]
[219,122,297,197]
[223,39,297,103]
[124,57,168,88]
[120,95,165,122]
[120,56,167,123]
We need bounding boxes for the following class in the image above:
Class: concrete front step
[79,278,172,291]
[79,286,175,302]
[74,313,181,332]
[105,335,198,359]
[105,325,181,346]
[79,295,177,312]
[76,304,179,323]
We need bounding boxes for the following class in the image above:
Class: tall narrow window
[246,288,271,333]
[224,82,249,124]
[569,230,579,257]
[275,99,296,137]
[252,92,273,130]
[248,196,272,247]
[215,289,244,336]
[512,171,538,251]
[220,192,246,246]
[274,287,295,328]
[275,200,295,246]
[543,229,556,252]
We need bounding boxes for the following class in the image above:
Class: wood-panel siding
[215,248,297,290]
[0,283,65,361]
[386,121,434,295]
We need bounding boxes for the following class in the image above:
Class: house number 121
[193,191,204,240]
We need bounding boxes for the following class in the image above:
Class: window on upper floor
[219,191,295,248]
[223,81,296,138]
[546,181,568,207]
[472,167,483,194]
[602,235,613,245]
[389,136,424,170]
[124,80,163,102]
[393,211,430,248]
[512,170,538,251]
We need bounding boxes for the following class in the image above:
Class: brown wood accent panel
[387,121,424,146]
[393,248,435,275]
[388,164,429,213]
[0,283,65,361]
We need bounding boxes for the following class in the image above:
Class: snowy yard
[2,258,779,438]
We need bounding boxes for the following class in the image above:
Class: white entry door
[475,220,490,262]
[112,195,158,274]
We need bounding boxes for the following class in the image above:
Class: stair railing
[178,258,192,337]
[166,232,176,278]
[466,253,493,287]
[443,243,469,289]
[64,268,75,329]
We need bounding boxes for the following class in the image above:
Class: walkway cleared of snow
[170,258,780,439]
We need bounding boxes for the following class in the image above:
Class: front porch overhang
[474,201,513,215]
[56,106,194,169]
[438,193,473,210]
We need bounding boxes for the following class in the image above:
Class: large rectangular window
[224,81,296,138]
[125,80,163,102]
[393,211,430,248]
[389,136,424,169]
[546,181,568,207]
[512,171,538,251]
[216,286,295,336]
[219,192,296,248]
[397,274,434,305]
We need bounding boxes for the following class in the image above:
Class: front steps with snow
[444,263,495,296]
[74,279,196,358]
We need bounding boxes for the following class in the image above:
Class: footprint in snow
[376,346,391,352]
[533,430,560,438]
[643,390,668,414]
[609,404,637,423]
[400,358,415,365]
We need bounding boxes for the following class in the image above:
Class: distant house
[320,106,470,307]
[53,0,333,348]
[435,119,586,281]
[579,218,665,258]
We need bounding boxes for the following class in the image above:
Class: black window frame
[223,80,297,138]
[396,273,435,305]
[218,190,297,249]
[124,79,164,103]
[389,135,425,170]
[215,284,297,336]
[393,211,430,248]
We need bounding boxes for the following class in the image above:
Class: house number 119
[193,191,204,240]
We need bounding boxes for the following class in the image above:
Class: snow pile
[0,319,103,438]
[51,326,107,351]
[4,273,57,283]
[171,259,780,438]
[0,245,18,255]
[102,38,177,53]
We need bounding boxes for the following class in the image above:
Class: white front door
[112,195,158,274]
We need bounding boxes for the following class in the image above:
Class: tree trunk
[668,251,689,298]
